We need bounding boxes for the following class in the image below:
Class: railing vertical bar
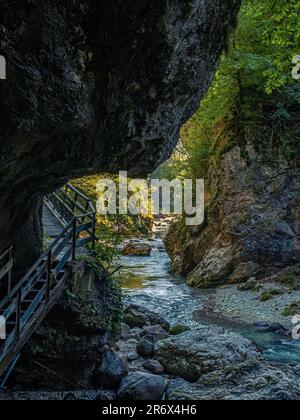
[45,250,52,300]
[72,218,77,261]
[7,248,13,294]
[92,214,96,250]
[15,289,22,340]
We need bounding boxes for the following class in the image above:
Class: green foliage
[169,324,191,335]
[279,267,300,290]
[73,175,153,267]
[84,256,124,335]
[282,302,300,317]
[260,288,283,302]
[156,0,300,180]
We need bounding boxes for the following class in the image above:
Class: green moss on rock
[282,302,300,317]
[169,325,191,335]
[260,289,283,302]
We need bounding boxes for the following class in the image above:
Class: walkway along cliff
[0,184,97,382]
[0,0,241,276]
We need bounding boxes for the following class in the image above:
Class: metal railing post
[72,218,77,261]
[15,288,21,339]
[45,250,52,300]
[7,247,13,294]
[92,213,96,251]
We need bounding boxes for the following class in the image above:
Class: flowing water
[118,236,300,365]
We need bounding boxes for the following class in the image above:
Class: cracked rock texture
[166,363,300,401]
[0,0,240,274]
[155,326,260,382]
[165,145,300,287]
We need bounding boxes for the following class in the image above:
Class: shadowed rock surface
[166,363,300,400]
[0,0,240,275]
[117,371,167,400]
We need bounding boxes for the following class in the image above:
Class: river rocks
[121,323,131,337]
[141,325,169,341]
[237,278,258,291]
[93,350,128,389]
[229,262,261,284]
[155,326,260,382]
[137,337,155,357]
[143,360,165,375]
[123,304,170,331]
[116,339,140,363]
[117,372,167,400]
[117,313,169,375]
[187,247,235,288]
[121,324,143,341]
[166,363,300,401]
[199,283,300,326]
[121,242,152,257]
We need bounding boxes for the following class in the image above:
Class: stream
[118,237,300,366]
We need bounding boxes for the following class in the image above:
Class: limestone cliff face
[165,145,300,288]
[0,0,240,275]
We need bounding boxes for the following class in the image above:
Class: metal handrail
[0,246,13,263]
[0,183,97,378]
[0,219,74,312]
[0,246,13,295]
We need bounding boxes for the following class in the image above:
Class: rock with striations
[166,363,300,401]
[155,326,260,382]
[165,146,300,287]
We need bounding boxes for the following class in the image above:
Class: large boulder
[121,242,152,257]
[117,372,167,400]
[93,349,128,389]
[116,339,140,363]
[155,326,260,382]
[137,336,155,357]
[123,304,170,331]
[143,359,165,375]
[141,325,169,341]
[187,246,235,288]
[166,363,300,401]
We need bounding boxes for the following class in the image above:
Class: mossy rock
[169,325,191,335]
[282,303,300,317]
[279,270,300,290]
[260,289,283,302]
[237,279,258,292]
[252,284,263,292]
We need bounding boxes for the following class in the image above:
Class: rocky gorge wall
[165,143,300,288]
[0,0,241,276]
